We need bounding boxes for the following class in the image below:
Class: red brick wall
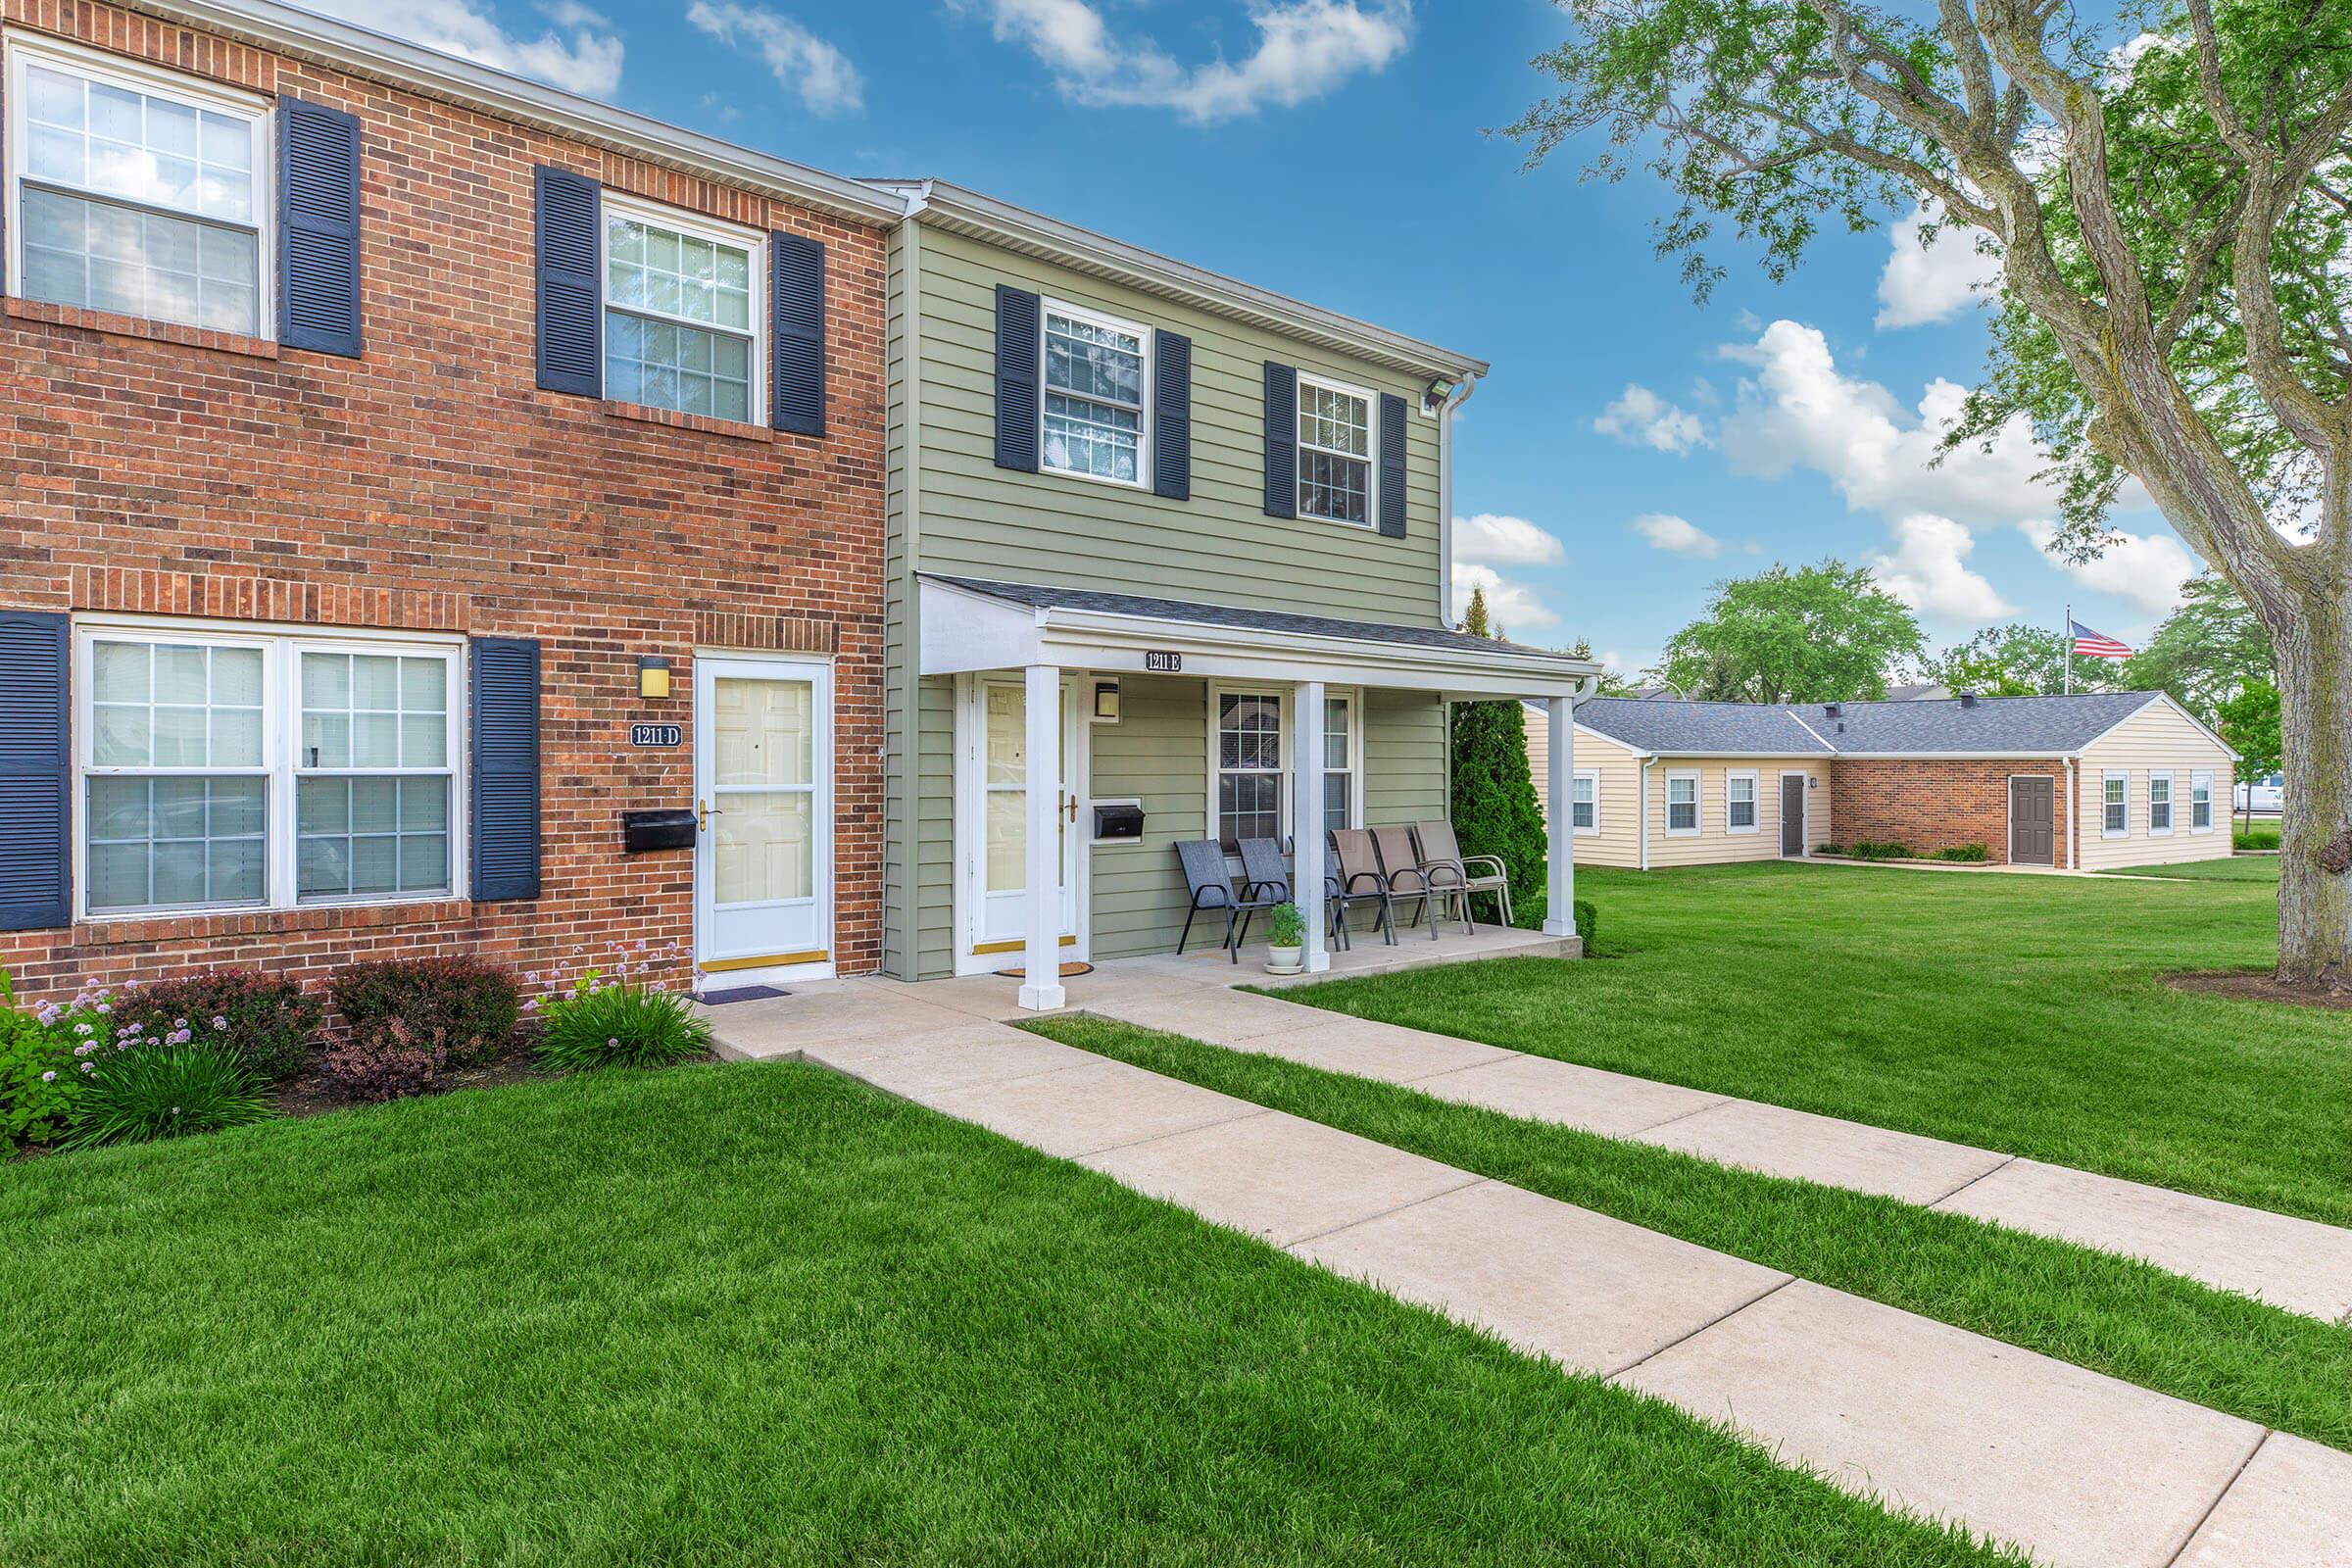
[1830,759,2072,865]
[0,1,888,1002]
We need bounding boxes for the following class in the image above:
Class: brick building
[0,0,902,1002]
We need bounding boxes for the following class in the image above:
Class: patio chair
[1327,828,1396,947]
[1371,823,1472,940]
[1413,818,1512,926]
[1236,837,1348,951]
[1173,839,1284,963]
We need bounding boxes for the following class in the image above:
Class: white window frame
[1725,768,1760,835]
[1207,683,1289,851]
[2102,769,2130,837]
[1665,769,1701,837]
[599,189,766,424]
[1295,368,1379,529]
[1314,687,1366,839]
[4,32,275,338]
[1570,767,1599,837]
[74,616,466,919]
[2190,770,2214,834]
[1037,295,1152,491]
[2148,771,2174,836]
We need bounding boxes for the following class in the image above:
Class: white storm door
[694,654,832,977]
[968,675,1081,961]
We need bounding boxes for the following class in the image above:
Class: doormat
[699,985,790,1005]
[992,962,1096,980]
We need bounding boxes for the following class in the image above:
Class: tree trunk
[2273,602,2352,989]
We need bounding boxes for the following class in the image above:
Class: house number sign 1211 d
[1143,651,1182,672]
[630,723,684,748]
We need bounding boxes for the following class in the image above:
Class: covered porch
[917,575,1600,1010]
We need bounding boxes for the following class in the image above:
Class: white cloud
[1631,513,1721,559]
[1593,383,1706,455]
[1454,513,1565,566]
[686,3,862,115]
[2016,520,2197,615]
[1876,201,2000,329]
[1865,513,2014,623]
[304,0,623,95]
[965,0,1409,123]
[1450,563,1557,631]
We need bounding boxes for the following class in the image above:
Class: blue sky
[327,0,2197,678]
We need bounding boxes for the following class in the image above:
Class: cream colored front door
[961,674,1082,973]
[694,653,832,980]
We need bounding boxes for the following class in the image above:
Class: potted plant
[1264,902,1305,975]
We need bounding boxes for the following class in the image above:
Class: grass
[0,1060,2025,1568]
[1279,862,2351,1225]
[2234,820,2281,851]
[1029,1014,2352,1452]
[2105,856,2280,883]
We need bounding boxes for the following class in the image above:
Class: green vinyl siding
[1364,690,1448,825]
[1087,675,1208,961]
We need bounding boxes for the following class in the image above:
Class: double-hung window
[2103,771,2129,836]
[1297,372,1374,525]
[1041,302,1148,484]
[1665,771,1699,836]
[7,38,269,336]
[1570,769,1598,835]
[1726,770,1759,834]
[1214,690,1283,850]
[1320,695,1355,836]
[2191,771,2214,833]
[2148,773,2173,834]
[603,195,761,423]
[78,624,461,916]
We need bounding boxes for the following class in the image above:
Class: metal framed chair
[1174,839,1283,963]
[1413,818,1511,926]
[1371,823,1471,939]
[1327,828,1396,947]
[1237,837,1348,951]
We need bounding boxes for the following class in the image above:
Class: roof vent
[1958,690,1980,709]
[1823,703,1841,719]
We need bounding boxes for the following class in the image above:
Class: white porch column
[1543,695,1577,939]
[1293,680,1330,972]
[1018,662,1065,1010]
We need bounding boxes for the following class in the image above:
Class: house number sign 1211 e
[1144,651,1182,672]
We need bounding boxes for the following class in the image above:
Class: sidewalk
[709,991,2348,1568]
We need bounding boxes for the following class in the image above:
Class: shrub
[332,956,519,1068]
[1450,697,1547,932]
[60,1045,272,1151]
[536,980,711,1073]
[319,1016,450,1103]
[0,971,79,1147]
[1814,843,1847,857]
[2234,823,2280,851]
[113,971,320,1083]
[1933,843,1990,862]
[1849,841,1913,860]
[1267,903,1305,948]
[1572,899,1597,955]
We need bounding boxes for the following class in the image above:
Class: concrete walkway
[709,983,2350,1568]
[1086,988,2352,1324]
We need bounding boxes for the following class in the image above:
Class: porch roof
[918,576,1600,699]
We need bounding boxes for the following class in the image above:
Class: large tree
[2127,573,2277,714]
[1654,560,1927,703]
[1935,622,2097,694]
[1515,0,2352,987]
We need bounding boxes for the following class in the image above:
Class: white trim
[1724,767,1760,835]
[2190,769,2215,834]
[2147,770,2175,836]
[1776,769,1810,858]
[6,30,274,340]
[1206,681,1288,849]
[1663,768,1700,837]
[1294,367,1380,529]
[2101,768,2130,838]
[691,649,836,985]
[1638,756,1656,868]
[600,189,766,425]
[1036,294,1152,492]
[2005,772,2056,865]
[954,670,1090,978]
[1569,766,1599,837]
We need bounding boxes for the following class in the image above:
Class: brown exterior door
[2010,776,2055,865]
[1780,775,1807,857]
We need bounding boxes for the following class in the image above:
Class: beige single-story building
[1544,691,2236,871]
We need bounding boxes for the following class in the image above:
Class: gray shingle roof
[928,575,1563,660]
[1579,691,2171,757]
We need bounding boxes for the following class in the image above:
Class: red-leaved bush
[318,1017,448,1103]
[331,956,519,1068]
[112,970,321,1084]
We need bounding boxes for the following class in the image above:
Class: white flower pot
[1265,945,1303,976]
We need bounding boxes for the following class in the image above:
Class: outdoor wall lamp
[1094,679,1120,722]
[638,655,672,701]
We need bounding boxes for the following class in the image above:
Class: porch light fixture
[1094,679,1120,722]
[638,656,672,701]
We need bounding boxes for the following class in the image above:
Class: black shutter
[0,611,71,931]
[1152,328,1191,500]
[771,229,825,436]
[469,637,542,902]
[1377,392,1407,539]
[1263,361,1297,518]
[994,285,1040,472]
[534,167,602,397]
[277,98,363,358]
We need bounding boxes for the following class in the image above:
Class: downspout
[2066,756,2079,870]
[1435,372,1480,627]
[1639,755,1657,870]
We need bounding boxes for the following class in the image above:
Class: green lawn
[1032,1014,2352,1451]
[2105,856,2280,882]
[1281,862,2351,1225]
[1,1061,2022,1568]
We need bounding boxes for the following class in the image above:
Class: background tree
[1514,0,2352,987]
[1934,623,2079,695]
[2217,679,2283,835]
[1450,594,1550,929]
[1652,561,1927,703]
[2126,574,2277,717]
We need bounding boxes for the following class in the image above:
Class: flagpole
[2063,604,2072,694]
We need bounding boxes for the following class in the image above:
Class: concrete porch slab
[1632,1098,2013,1206]
[1290,1178,1789,1377]
[807,1023,1099,1100]
[1933,1156,2352,1322]
[919,1056,1268,1160]
[1079,1111,1482,1247]
[1411,1053,1730,1139]
[703,981,983,1060]
[1615,1280,2265,1568]
[2172,1432,2352,1568]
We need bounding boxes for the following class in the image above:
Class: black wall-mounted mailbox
[1094,803,1145,841]
[621,808,696,854]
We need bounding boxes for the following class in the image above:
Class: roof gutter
[1436,372,1478,629]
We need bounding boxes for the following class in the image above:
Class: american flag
[2071,620,2133,660]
